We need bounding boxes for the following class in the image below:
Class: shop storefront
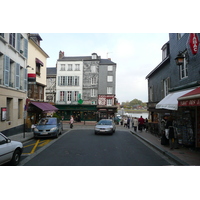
[97,106,117,121]
[178,87,200,148]
[154,88,200,148]
[26,100,58,131]
[55,104,97,121]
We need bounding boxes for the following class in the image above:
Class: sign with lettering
[178,98,200,106]
[189,33,199,55]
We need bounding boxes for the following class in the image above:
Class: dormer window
[161,42,169,60]
[92,53,97,59]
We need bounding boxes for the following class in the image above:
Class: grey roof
[99,59,116,65]
[58,55,101,61]
[58,56,116,65]
[47,67,57,75]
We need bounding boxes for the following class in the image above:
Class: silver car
[94,119,116,135]
[34,117,63,138]
[0,132,23,166]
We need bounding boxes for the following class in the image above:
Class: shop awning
[156,89,194,110]
[31,102,58,113]
[35,58,44,66]
[178,87,200,106]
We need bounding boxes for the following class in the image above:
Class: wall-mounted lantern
[175,52,184,65]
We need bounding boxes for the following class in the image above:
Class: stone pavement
[7,122,200,166]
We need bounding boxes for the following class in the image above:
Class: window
[91,89,97,97]
[18,99,22,119]
[162,44,168,60]
[67,64,73,71]
[91,66,96,73]
[149,86,153,102]
[107,76,113,82]
[179,52,188,79]
[163,78,170,97]
[9,33,15,47]
[107,99,112,106]
[67,76,73,86]
[67,91,72,101]
[177,33,185,40]
[75,64,80,71]
[60,91,65,101]
[108,65,113,71]
[74,76,79,86]
[74,91,78,101]
[91,77,97,85]
[60,76,66,85]
[107,87,113,94]
[60,64,65,71]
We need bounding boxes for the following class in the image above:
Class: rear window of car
[97,120,112,125]
[38,118,57,125]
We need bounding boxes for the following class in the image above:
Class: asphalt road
[21,128,173,166]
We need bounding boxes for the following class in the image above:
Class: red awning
[35,58,44,66]
[31,102,58,113]
[178,87,200,106]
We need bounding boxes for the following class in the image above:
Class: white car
[0,132,23,166]
[95,119,116,135]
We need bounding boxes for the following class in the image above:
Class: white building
[0,33,28,136]
[56,51,83,105]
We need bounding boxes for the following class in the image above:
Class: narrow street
[21,128,175,166]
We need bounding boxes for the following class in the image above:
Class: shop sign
[189,33,199,55]
[179,98,200,106]
[1,107,7,121]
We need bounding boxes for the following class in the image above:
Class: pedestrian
[138,116,145,131]
[127,117,130,129]
[124,118,127,128]
[70,115,74,129]
[165,116,175,150]
[133,117,138,132]
[144,118,148,131]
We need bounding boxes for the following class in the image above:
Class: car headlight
[34,128,39,132]
[50,127,58,131]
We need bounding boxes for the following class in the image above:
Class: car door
[0,134,12,164]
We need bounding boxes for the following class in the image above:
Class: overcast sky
[39,33,169,103]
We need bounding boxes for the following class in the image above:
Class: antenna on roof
[107,52,113,58]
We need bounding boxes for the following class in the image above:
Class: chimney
[59,51,64,59]
[108,58,111,60]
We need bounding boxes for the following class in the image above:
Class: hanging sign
[189,33,199,55]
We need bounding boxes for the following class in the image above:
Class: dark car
[94,119,116,135]
[34,117,63,138]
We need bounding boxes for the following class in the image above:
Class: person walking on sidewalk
[70,115,74,129]
[133,117,138,132]
[127,117,130,129]
[138,116,145,131]
[165,116,175,150]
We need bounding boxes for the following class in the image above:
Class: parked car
[34,117,63,138]
[94,119,116,135]
[0,132,23,166]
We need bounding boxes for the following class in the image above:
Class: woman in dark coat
[166,117,175,150]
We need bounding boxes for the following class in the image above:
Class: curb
[130,131,189,166]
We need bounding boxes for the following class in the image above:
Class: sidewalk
[130,128,200,166]
[8,124,200,166]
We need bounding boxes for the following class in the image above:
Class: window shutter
[24,68,27,91]
[17,33,21,52]
[15,63,20,89]
[4,55,10,86]
[58,76,60,86]
[24,38,28,58]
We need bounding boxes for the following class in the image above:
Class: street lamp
[175,52,184,65]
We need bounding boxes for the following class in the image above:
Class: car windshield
[38,118,57,125]
[97,120,112,125]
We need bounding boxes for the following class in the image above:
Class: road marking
[30,139,40,154]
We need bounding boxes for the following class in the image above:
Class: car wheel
[10,149,21,166]
[95,131,98,135]
[55,132,59,138]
